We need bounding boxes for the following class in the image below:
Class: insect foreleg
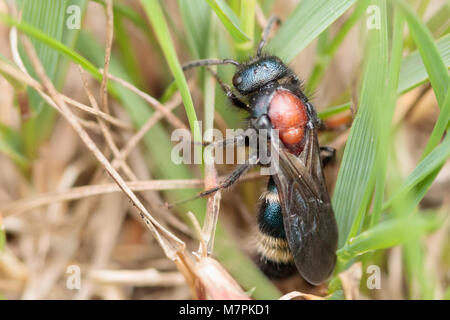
[206,68,249,111]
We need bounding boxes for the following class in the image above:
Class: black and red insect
[181,17,338,285]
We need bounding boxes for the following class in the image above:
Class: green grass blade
[404,238,435,299]
[177,0,211,59]
[369,10,405,228]
[307,0,368,91]
[204,0,249,43]
[398,34,450,94]
[267,0,356,62]
[337,214,442,262]
[327,34,449,111]
[0,53,26,90]
[396,0,450,107]
[426,2,450,38]
[384,133,450,210]
[236,0,256,56]
[11,1,87,158]
[113,13,145,89]
[421,88,450,158]
[0,14,100,80]
[332,0,389,248]
[140,0,201,143]
[0,123,29,168]
[318,103,351,120]
[17,0,68,114]
[92,0,147,29]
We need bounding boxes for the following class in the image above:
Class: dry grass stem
[100,0,113,114]
[1,172,262,217]
[0,179,204,216]
[78,66,136,180]
[101,69,187,130]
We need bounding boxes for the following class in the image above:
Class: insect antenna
[182,58,240,71]
[257,16,281,57]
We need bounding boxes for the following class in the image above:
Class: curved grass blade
[0,53,26,90]
[337,214,442,262]
[332,0,389,248]
[395,0,449,107]
[140,0,201,143]
[267,0,356,62]
[384,133,450,210]
[236,0,256,56]
[421,86,450,158]
[426,2,450,38]
[398,34,450,94]
[369,10,405,228]
[178,0,211,59]
[318,103,351,120]
[0,14,100,80]
[16,0,69,114]
[92,0,147,29]
[324,35,449,112]
[204,0,249,43]
[0,123,28,168]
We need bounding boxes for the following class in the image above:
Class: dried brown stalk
[0,173,262,217]
[100,0,113,113]
[78,66,136,179]
[101,69,187,130]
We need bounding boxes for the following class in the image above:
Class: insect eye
[233,75,243,87]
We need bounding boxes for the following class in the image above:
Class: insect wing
[270,124,338,285]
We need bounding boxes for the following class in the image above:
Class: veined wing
[270,123,338,285]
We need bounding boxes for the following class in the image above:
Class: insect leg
[199,151,258,197]
[206,68,249,111]
[167,135,255,208]
[320,146,336,167]
[257,16,281,56]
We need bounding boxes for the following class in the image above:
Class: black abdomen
[255,177,296,278]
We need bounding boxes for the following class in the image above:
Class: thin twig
[63,95,132,130]
[1,173,262,217]
[78,66,136,179]
[101,69,187,130]
[112,88,183,167]
[186,212,207,258]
